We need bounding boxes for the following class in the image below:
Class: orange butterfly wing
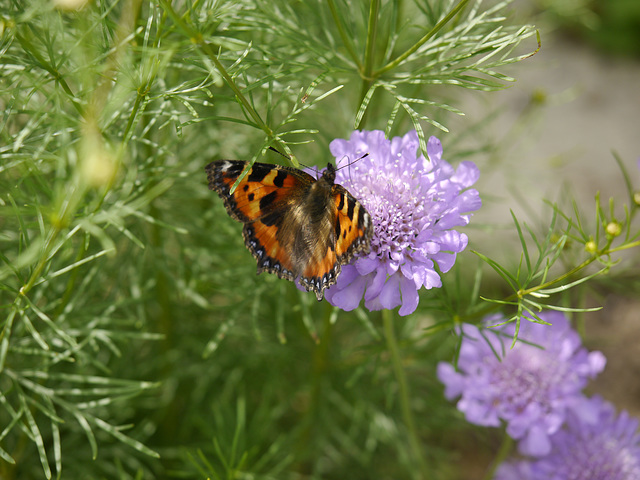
[206,160,372,300]
[206,160,310,281]
[333,185,372,261]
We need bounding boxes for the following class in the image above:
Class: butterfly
[205,159,373,300]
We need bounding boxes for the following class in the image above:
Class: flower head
[325,130,481,316]
[494,397,640,480]
[437,311,607,456]
[531,396,640,480]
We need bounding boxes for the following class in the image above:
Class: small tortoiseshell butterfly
[205,160,373,300]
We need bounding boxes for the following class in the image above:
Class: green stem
[362,0,380,82]
[327,0,362,70]
[20,226,63,296]
[295,305,334,467]
[90,0,144,119]
[33,0,145,320]
[375,0,469,76]
[383,309,427,478]
[465,238,638,323]
[608,239,640,254]
[53,234,88,317]
[356,0,381,129]
[482,434,513,480]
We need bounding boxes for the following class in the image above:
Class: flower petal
[377,273,401,310]
[427,136,443,162]
[398,275,419,316]
[326,274,368,311]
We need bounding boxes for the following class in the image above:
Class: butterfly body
[206,160,372,300]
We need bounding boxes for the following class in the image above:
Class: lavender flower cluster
[437,311,640,479]
[325,130,481,316]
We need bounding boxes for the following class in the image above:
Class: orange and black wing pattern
[332,184,372,264]
[206,160,312,282]
[206,160,373,300]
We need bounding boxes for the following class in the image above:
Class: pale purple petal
[377,273,401,310]
[437,362,465,398]
[588,350,607,372]
[494,460,535,480]
[325,275,368,311]
[398,276,420,316]
[452,161,480,186]
[519,425,552,457]
[355,256,380,276]
[364,267,387,301]
[427,135,443,162]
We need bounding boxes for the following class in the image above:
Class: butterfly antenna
[267,146,322,176]
[335,153,369,181]
[268,146,314,170]
[268,146,289,160]
[335,153,369,171]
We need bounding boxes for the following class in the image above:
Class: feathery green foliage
[1,0,638,479]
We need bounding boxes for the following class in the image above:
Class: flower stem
[295,304,334,465]
[375,0,469,76]
[383,309,427,478]
[483,434,513,480]
[327,0,362,70]
[362,0,380,82]
[356,0,381,129]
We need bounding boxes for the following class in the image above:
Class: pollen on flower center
[346,167,429,259]
[493,361,553,410]
[495,345,575,409]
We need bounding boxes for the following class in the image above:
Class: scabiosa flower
[494,397,640,480]
[437,311,607,456]
[324,130,481,316]
[529,396,640,479]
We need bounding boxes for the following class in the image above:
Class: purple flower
[324,130,481,316]
[494,397,640,480]
[437,311,607,456]
[530,396,640,480]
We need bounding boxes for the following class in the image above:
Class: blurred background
[459,0,640,222]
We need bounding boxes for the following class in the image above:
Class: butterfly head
[321,163,336,184]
